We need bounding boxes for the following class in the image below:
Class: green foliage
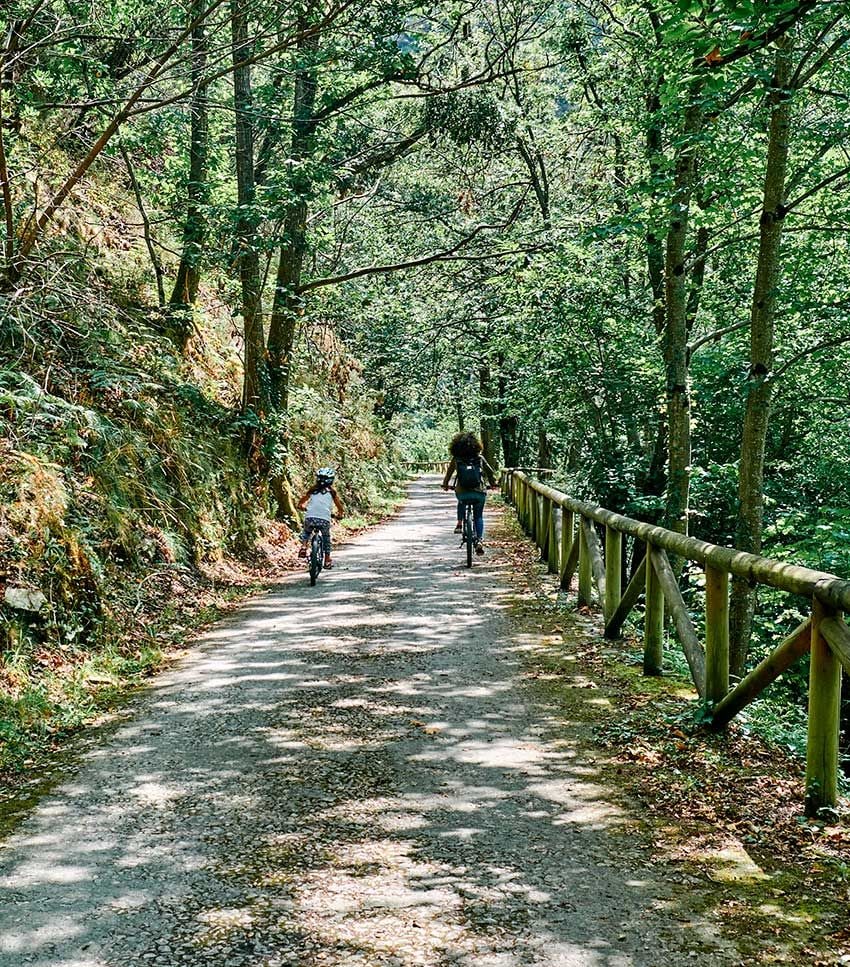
[425,90,510,148]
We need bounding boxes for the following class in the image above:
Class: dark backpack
[456,456,483,491]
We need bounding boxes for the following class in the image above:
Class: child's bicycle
[306,523,326,586]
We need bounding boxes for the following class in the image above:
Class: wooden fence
[501,469,850,816]
[405,462,557,478]
[405,460,452,474]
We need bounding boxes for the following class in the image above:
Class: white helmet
[316,467,335,487]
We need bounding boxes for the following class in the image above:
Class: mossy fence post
[644,547,664,675]
[805,597,841,816]
[540,495,548,558]
[604,525,622,625]
[704,564,730,705]
[560,508,574,591]
[578,517,592,606]
[547,501,558,574]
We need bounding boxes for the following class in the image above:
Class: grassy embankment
[0,167,404,782]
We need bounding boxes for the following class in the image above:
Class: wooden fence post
[530,489,538,541]
[536,494,544,551]
[805,597,842,816]
[649,547,705,696]
[521,480,529,531]
[548,503,559,574]
[644,547,664,675]
[704,564,730,706]
[540,497,551,561]
[604,525,622,627]
[560,509,574,591]
[578,517,592,605]
[522,481,531,534]
[605,556,646,639]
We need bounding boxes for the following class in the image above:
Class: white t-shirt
[306,489,334,521]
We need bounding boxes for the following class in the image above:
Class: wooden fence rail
[405,462,558,478]
[501,468,849,816]
[405,460,451,474]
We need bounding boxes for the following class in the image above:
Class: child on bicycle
[297,467,345,569]
[441,433,497,555]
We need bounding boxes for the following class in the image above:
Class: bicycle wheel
[309,530,322,586]
[465,503,474,568]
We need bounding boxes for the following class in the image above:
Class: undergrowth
[0,179,402,778]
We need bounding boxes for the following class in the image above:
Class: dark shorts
[301,517,331,554]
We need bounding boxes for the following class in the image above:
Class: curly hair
[449,432,483,460]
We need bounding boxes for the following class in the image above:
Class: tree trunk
[479,364,499,469]
[169,0,209,341]
[537,427,552,469]
[494,358,518,467]
[729,38,795,677]
[268,195,309,414]
[230,2,266,432]
[633,68,669,580]
[266,9,319,518]
[499,414,519,467]
[645,78,666,338]
[455,396,465,431]
[266,197,306,520]
[662,95,703,541]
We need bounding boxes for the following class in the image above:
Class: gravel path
[0,477,741,966]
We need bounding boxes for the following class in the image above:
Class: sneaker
[298,546,307,558]
[324,556,334,569]
[475,542,485,556]
[454,522,462,533]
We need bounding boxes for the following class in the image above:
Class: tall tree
[170,0,211,338]
[729,35,796,676]
[230,1,266,432]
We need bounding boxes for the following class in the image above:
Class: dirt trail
[0,477,742,966]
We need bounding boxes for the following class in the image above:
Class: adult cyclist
[441,432,497,555]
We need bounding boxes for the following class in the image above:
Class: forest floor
[0,477,846,966]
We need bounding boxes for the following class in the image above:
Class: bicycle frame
[460,498,476,568]
[308,525,325,586]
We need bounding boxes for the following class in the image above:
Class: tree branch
[771,333,850,382]
[119,141,165,307]
[687,320,749,355]
[337,124,430,188]
[783,164,850,215]
[298,234,538,295]
[699,0,818,70]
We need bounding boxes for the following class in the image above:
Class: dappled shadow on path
[0,478,738,966]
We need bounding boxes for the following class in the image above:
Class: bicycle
[444,481,495,568]
[459,497,477,568]
[306,523,325,586]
